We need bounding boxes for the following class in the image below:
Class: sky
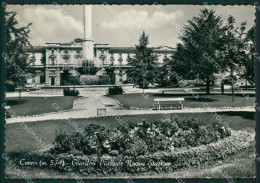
[9,4,255,47]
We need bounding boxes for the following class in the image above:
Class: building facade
[24,41,176,86]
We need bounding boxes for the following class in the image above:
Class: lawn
[5,111,255,154]
[109,93,255,109]
[5,96,80,117]
[5,111,255,178]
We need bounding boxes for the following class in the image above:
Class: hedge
[10,130,254,175]
[63,88,79,96]
[108,86,123,95]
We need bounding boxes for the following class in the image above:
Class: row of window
[29,50,172,66]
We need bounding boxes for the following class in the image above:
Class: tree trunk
[231,66,234,102]
[221,80,224,95]
[206,77,210,95]
[19,87,22,99]
[245,78,248,90]
[231,84,234,102]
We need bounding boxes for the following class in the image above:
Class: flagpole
[83,5,86,38]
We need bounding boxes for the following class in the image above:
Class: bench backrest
[154,98,184,102]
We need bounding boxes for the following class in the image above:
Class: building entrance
[51,78,55,85]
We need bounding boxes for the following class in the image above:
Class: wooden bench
[154,98,184,110]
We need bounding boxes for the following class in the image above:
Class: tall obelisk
[83,5,94,63]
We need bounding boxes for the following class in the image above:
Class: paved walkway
[6,93,255,124]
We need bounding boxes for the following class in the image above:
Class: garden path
[6,93,254,124]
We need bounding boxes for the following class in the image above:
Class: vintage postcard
[1,1,258,181]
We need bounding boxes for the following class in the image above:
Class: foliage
[170,9,227,94]
[6,83,16,92]
[61,70,80,86]
[224,75,237,85]
[108,86,123,95]
[79,75,110,85]
[51,119,232,157]
[77,66,100,75]
[4,8,32,95]
[63,88,79,96]
[220,16,248,100]
[105,67,116,84]
[126,31,158,88]
[155,57,179,87]
[238,26,255,85]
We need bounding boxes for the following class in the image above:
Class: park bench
[154,98,184,110]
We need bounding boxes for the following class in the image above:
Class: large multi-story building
[24,42,175,86]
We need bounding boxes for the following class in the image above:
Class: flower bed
[51,119,232,156]
[10,130,254,175]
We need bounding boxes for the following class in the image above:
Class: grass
[5,96,80,117]
[5,111,255,154]
[109,93,255,109]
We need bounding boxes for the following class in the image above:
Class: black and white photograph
[2,2,257,180]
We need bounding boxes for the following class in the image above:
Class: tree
[105,67,116,85]
[156,56,179,87]
[239,26,255,87]
[4,9,32,97]
[61,69,80,87]
[172,9,226,94]
[221,16,248,101]
[126,31,158,91]
[156,57,171,87]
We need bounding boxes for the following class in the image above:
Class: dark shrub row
[63,88,79,96]
[108,86,123,95]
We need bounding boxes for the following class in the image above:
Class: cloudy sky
[10,5,255,47]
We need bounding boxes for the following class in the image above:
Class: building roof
[23,46,45,52]
[23,44,176,53]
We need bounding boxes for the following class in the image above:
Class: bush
[6,83,16,92]
[63,88,79,96]
[79,75,110,85]
[5,109,12,118]
[52,131,74,153]
[108,86,123,95]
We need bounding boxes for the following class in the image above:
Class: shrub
[108,86,123,95]
[79,75,110,85]
[52,131,74,154]
[63,88,79,96]
[6,83,16,92]
[5,109,12,118]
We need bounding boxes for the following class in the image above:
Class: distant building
[23,43,175,85]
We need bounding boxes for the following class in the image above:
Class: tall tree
[126,31,157,91]
[221,16,247,101]
[239,26,255,87]
[171,9,226,94]
[4,9,32,97]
